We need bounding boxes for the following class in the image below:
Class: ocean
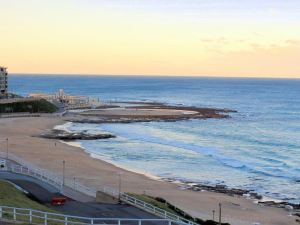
[9,75,300,203]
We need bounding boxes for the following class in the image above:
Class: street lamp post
[219,203,222,225]
[6,138,8,160]
[118,172,123,202]
[62,160,65,187]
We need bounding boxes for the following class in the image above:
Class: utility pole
[219,203,222,225]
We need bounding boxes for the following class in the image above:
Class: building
[0,67,8,98]
[29,89,101,109]
[28,93,55,101]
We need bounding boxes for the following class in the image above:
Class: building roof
[28,93,52,97]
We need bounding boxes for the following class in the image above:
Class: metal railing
[0,152,115,198]
[0,113,41,118]
[0,205,179,225]
[121,194,197,225]
[0,153,198,225]
[5,163,63,191]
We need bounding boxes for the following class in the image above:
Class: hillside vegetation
[0,180,63,225]
[0,180,55,212]
[128,193,230,225]
[0,99,58,113]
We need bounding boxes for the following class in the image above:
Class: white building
[29,89,101,109]
[0,67,8,98]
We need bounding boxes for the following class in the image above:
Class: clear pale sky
[1,0,300,77]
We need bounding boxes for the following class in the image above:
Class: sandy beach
[0,116,298,225]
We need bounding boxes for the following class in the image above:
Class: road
[0,171,169,225]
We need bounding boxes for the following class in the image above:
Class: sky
[0,0,300,78]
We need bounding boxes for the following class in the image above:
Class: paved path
[0,171,60,194]
[0,172,168,225]
[2,158,94,202]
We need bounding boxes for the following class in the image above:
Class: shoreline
[54,120,300,209]
[0,116,299,225]
[63,139,162,182]
[58,122,299,210]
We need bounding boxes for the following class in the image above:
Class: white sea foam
[58,126,162,181]
[60,140,83,148]
[54,122,73,132]
[62,122,300,182]
[88,152,162,181]
[98,124,273,176]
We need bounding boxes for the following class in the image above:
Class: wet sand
[0,117,298,225]
[79,108,199,116]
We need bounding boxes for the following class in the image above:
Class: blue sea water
[9,75,300,203]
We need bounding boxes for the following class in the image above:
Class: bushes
[0,99,58,113]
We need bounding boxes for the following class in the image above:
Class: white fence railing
[121,194,197,225]
[0,113,41,118]
[0,152,117,198]
[0,152,198,225]
[6,163,63,191]
[0,205,179,225]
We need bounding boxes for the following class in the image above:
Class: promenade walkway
[0,171,161,221]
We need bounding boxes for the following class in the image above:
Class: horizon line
[9,72,300,80]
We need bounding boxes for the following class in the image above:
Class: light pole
[118,172,123,202]
[62,160,65,187]
[6,138,8,160]
[219,203,222,225]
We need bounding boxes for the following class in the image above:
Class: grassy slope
[0,181,86,225]
[128,193,179,215]
[0,180,56,212]
[0,99,58,113]
[127,193,230,225]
